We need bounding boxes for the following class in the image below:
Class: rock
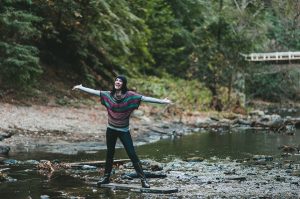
[294,120,300,129]
[185,157,205,162]
[40,195,50,199]
[249,110,264,117]
[3,132,12,138]
[291,181,299,186]
[281,153,292,157]
[226,176,246,181]
[0,145,10,155]
[23,160,40,165]
[224,169,236,175]
[160,125,170,129]
[260,114,281,122]
[210,116,220,121]
[0,172,7,182]
[2,159,19,165]
[291,170,300,177]
[253,155,273,162]
[82,165,97,170]
[278,145,299,153]
[121,171,167,179]
[141,160,163,171]
[275,175,285,182]
[0,132,12,139]
[233,119,251,126]
[220,118,231,123]
[195,118,208,127]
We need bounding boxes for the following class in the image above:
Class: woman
[73,75,171,188]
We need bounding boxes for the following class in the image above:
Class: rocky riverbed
[1,102,299,155]
[1,102,300,198]
[1,156,299,198]
[0,102,194,154]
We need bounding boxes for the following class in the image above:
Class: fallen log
[93,182,178,194]
[121,171,167,179]
[225,176,246,181]
[69,159,130,168]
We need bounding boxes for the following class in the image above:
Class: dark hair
[111,75,128,95]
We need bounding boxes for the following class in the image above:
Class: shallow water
[138,129,300,161]
[1,129,300,198]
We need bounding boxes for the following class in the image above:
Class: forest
[1,1,300,198]
[1,0,300,110]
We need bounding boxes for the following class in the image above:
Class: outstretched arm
[141,96,172,104]
[72,84,100,96]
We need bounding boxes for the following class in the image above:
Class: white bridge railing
[240,52,300,61]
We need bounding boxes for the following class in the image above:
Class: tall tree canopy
[0,0,299,104]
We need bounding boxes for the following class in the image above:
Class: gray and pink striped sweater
[100,91,142,132]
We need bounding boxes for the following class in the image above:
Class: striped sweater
[100,91,142,132]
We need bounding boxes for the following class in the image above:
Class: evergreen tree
[0,0,42,87]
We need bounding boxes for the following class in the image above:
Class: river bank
[1,100,300,155]
[1,101,300,198]
[0,102,203,154]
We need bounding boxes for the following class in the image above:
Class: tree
[245,0,300,102]
[0,0,42,87]
[32,0,152,87]
[127,0,183,76]
[169,0,269,104]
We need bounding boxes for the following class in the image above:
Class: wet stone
[0,145,10,155]
[291,170,300,177]
[291,181,299,186]
[0,172,7,182]
[0,132,12,139]
[185,157,205,162]
[275,175,285,182]
[121,171,167,179]
[1,159,19,165]
[23,160,40,165]
[141,159,163,171]
[81,165,97,170]
[253,155,273,162]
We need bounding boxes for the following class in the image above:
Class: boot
[97,173,110,186]
[133,162,150,188]
[97,157,113,186]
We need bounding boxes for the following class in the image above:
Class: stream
[1,128,300,198]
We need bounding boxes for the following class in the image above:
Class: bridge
[240,52,300,61]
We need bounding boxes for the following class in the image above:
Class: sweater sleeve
[141,96,169,104]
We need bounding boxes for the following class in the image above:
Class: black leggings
[104,127,140,173]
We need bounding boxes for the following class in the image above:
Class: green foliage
[0,42,42,85]
[1,0,300,105]
[32,0,153,85]
[0,1,42,87]
[129,0,183,75]
[188,0,269,96]
[267,0,300,50]
[130,75,211,111]
[245,0,300,102]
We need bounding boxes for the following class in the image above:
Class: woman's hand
[72,84,82,90]
[163,98,172,104]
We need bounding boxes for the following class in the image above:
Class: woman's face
[114,78,123,90]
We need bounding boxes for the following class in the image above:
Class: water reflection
[7,129,300,162]
[1,129,300,199]
[137,129,300,161]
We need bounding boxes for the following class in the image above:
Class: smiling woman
[72,75,171,188]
